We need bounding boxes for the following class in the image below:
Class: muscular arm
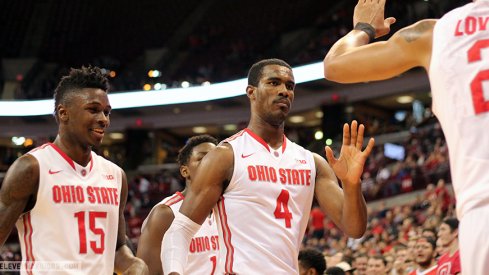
[313,154,367,238]
[137,205,175,275]
[324,19,436,83]
[114,170,148,275]
[0,155,39,246]
[162,144,233,275]
[179,144,233,224]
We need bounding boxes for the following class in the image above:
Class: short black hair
[53,66,110,122]
[177,135,218,166]
[298,248,326,274]
[325,266,346,275]
[418,236,437,250]
[369,254,387,266]
[442,217,459,232]
[247,58,292,86]
[422,228,437,238]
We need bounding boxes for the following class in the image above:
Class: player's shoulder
[2,153,40,198]
[399,19,437,38]
[208,142,235,159]
[142,203,175,234]
[287,138,315,158]
[8,153,39,174]
[91,151,122,169]
[150,203,175,220]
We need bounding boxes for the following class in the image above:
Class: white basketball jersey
[215,129,316,274]
[142,192,219,275]
[429,1,489,219]
[15,143,122,275]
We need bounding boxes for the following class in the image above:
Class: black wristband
[354,22,375,43]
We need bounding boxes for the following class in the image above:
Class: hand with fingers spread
[325,120,375,186]
[354,0,396,39]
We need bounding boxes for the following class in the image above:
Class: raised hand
[325,120,375,186]
[354,0,396,38]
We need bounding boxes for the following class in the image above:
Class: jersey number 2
[274,189,292,228]
[74,211,107,254]
[468,39,489,114]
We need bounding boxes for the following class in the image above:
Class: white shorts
[459,206,489,274]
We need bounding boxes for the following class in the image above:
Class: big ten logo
[295,159,307,164]
[103,174,114,180]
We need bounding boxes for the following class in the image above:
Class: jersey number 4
[74,211,107,254]
[468,39,489,114]
[274,189,293,228]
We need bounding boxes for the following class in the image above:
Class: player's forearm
[340,181,367,238]
[0,203,25,247]
[161,213,201,275]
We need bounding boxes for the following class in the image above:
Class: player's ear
[58,104,69,122]
[180,165,189,178]
[246,85,256,100]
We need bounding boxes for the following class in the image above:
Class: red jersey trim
[243,128,287,153]
[281,135,287,153]
[48,143,93,172]
[163,192,184,206]
[28,143,50,154]
[89,152,94,172]
[244,128,270,152]
[22,213,35,274]
[217,197,235,274]
[223,130,245,143]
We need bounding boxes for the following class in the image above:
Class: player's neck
[247,122,284,149]
[53,135,92,166]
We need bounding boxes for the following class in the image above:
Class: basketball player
[162,58,375,274]
[323,0,489,273]
[137,135,219,274]
[0,66,148,274]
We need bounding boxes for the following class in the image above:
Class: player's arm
[162,144,233,275]
[137,205,175,275]
[0,155,39,246]
[114,169,148,275]
[324,0,435,83]
[314,121,374,238]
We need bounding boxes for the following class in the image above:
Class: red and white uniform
[215,128,316,274]
[15,143,122,275]
[437,250,461,275]
[429,1,489,273]
[142,192,219,274]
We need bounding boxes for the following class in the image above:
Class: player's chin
[88,134,104,147]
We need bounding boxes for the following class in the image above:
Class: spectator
[299,248,327,275]
[436,218,461,275]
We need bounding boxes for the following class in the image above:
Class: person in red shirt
[436,218,461,275]
[309,204,325,239]
[408,236,438,275]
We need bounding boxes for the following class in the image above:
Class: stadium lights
[0,62,324,116]
[289,115,305,123]
[314,130,323,140]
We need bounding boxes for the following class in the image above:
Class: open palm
[325,120,375,186]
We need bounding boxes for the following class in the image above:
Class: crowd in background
[3,0,469,100]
